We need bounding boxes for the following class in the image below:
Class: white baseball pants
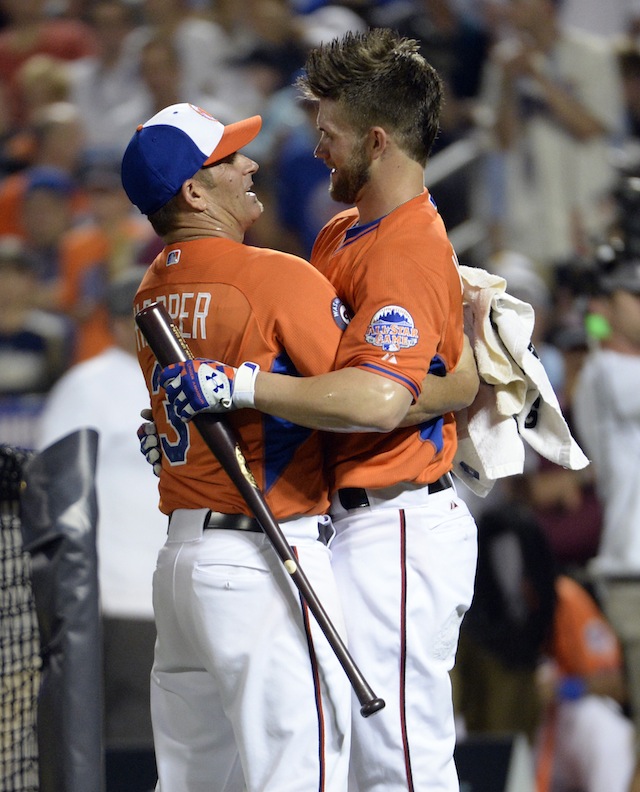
[329,483,478,792]
[151,509,351,792]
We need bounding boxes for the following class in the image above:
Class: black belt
[205,511,262,532]
[202,511,331,545]
[337,473,453,511]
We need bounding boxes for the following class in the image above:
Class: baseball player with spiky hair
[160,30,479,792]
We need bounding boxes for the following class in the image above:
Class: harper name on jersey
[134,291,212,349]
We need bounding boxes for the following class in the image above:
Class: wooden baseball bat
[135,301,385,718]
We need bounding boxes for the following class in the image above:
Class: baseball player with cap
[157,30,479,792]
[121,103,355,792]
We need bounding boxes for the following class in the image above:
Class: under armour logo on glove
[159,359,234,420]
[159,359,260,421]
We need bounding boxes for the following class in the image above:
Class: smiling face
[198,151,264,232]
[314,99,371,206]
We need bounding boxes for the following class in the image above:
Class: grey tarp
[20,428,104,792]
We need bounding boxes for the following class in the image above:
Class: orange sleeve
[313,195,463,402]
[334,238,456,399]
[552,575,622,676]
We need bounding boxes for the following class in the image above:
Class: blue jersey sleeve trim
[339,220,380,249]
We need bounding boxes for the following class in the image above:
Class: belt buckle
[205,512,262,532]
[428,473,453,494]
[337,487,370,510]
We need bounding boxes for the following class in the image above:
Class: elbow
[466,370,481,406]
[365,401,411,433]
[447,370,480,414]
[326,373,412,432]
[370,416,401,433]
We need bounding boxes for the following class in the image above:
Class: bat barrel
[136,303,194,366]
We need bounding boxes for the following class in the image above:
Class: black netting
[0,445,40,791]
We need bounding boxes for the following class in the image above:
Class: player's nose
[313,141,327,161]
[238,153,259,174]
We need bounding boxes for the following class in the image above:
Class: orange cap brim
[203,115,262,165]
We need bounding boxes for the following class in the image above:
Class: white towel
[453,266,589,497]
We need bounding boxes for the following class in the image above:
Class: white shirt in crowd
[573,348,640,574]
[36,346,164,619]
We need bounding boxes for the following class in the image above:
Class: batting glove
[137,411,162,477]
[159,359,260,421]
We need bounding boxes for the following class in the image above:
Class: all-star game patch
[331,297,351,330]
[365,305,419,352]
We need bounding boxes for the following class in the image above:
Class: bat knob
[360,697,386,718]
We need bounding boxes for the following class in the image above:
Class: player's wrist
[233,362,260,409]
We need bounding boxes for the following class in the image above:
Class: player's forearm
[400,369,478,426]
[253,367,412,433]
[399,335,479,426]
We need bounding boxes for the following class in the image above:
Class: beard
[329,140,370,205]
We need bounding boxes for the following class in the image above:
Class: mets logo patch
[189,104,216,121]
[331,297,351,330]
[365,305,419,352]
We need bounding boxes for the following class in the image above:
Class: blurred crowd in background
[5,0,640,789]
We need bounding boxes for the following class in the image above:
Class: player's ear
[180,174,208,211]
[367,126,390,161]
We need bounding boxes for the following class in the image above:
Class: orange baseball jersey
[135,237,348,518]
[311,189,464,490]
[551,575,622,676]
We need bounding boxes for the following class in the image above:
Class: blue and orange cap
[121,103,262,215]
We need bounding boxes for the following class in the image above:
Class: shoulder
[250,248,339,309]
[245,244,332,285]
[379,196,455,270]
[315,208,359,241]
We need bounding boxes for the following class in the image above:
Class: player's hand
[159,359,260,421]
[137,408,161,477]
